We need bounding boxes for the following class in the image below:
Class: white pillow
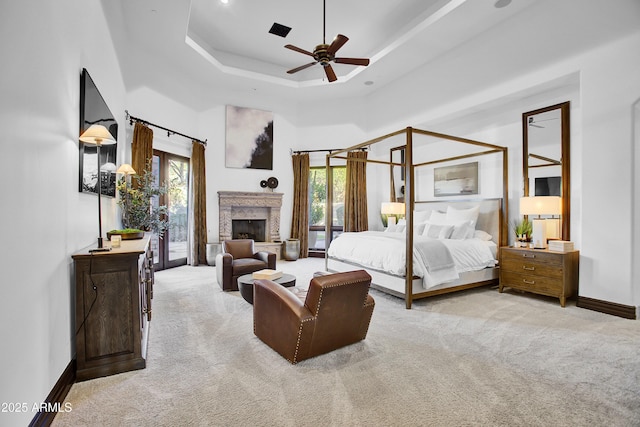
[474,230,493,241]
[385,223,397,232]
[446,205,480,229]
[397,218,407,227]
[414,210,431,223]
[414,222,428,236]
[450,220,475,240]
[429,210,448,225]
[422,221,454,239]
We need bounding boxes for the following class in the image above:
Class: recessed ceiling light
[220,0,229,4]
[494,0,511,8]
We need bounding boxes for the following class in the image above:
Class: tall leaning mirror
[523,101,571,241]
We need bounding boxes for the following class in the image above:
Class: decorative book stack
[252,269,283,280]
[548,240,575,252]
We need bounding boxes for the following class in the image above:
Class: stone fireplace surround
[218,191,282,243]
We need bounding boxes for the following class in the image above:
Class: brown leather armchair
[253,270,375,364]
[216,239,276,291]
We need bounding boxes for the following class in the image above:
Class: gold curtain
[290,153,310,258]
[344,151,368,232]
[131,122,153,184]
[191,140,207,265]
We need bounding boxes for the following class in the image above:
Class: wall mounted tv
[79,68,118,197]
[535,176,561,197]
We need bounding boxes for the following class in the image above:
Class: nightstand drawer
[501,249,562,266]
[501,258,563,279]
[501,271,563,294]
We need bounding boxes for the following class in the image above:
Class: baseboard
[29,359,76,427]
[576,296,637,320]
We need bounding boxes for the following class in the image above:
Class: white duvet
[327,231,497,289]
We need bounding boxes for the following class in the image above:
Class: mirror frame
[522,101,571,241]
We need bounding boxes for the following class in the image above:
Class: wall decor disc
[267,177,279,189]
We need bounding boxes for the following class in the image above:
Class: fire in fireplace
[232,219,266,242]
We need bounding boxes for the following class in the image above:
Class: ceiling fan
[528,116,558,128]
[284,0,370,82]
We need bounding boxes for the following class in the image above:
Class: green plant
[117,160,170,238]
[512,218,532,241]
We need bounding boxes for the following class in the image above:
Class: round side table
[237,273,296,304]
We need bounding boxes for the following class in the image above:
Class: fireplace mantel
[218,191,283,242]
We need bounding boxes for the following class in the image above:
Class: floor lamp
[80,124,116,252]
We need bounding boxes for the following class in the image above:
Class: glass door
[151,150,190,270]
[308,166,345,257]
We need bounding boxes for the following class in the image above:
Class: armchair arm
[254,251,276,269]
[216,253,234,291]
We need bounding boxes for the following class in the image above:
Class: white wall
[0,1,126,425]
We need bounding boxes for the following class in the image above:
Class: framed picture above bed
[434,162,478,197]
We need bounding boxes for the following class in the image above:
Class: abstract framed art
[434,162,478,197]
[225,105,273,170]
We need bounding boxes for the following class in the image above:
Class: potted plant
[115,160,170,239]
[513,218,532,247]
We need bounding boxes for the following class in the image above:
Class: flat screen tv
[535,176,561,197]
[79,68,118,197]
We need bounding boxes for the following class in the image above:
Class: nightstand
[499,246,579,307]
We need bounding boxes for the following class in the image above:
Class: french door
[151,150,190,270]
[308,166,345,257]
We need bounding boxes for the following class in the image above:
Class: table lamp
[381,202,405,226]
[520,196,561,249]
[80,124,117,252]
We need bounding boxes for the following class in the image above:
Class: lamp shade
[116,164,137,175]
[80,124,116,145]
[520,196,561,216]
[381,202,405,215]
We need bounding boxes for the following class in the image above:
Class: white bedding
[327,231,497,289]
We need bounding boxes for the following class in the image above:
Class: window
[308,166,345,255]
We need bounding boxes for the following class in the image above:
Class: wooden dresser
[72,236,154,381]
[499,246,579,307]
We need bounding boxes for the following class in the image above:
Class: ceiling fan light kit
[285,0,369,82]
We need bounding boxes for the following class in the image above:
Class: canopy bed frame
[324,127,509,309]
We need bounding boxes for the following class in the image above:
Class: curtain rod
[125,110,207,146]
[290,147,367,155]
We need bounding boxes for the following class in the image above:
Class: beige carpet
[53,258,640,426]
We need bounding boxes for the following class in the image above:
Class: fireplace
[232,219,266,241]
[218,191,283,242]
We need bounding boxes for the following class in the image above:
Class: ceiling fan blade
[327,34,348,55]
[285,44,315,57]
[287,62,317,74]
[323,64,337,82]
[334,57,370,66]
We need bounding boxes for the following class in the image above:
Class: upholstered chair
[253,270,375,364]
[216,239,276,291]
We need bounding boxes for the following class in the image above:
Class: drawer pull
[523,279,535,285]
[523,266,535,271]
[523,254,536,258]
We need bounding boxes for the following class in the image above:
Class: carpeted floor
[53,258,640,426]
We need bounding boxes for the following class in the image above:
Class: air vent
[269,22,291,38]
